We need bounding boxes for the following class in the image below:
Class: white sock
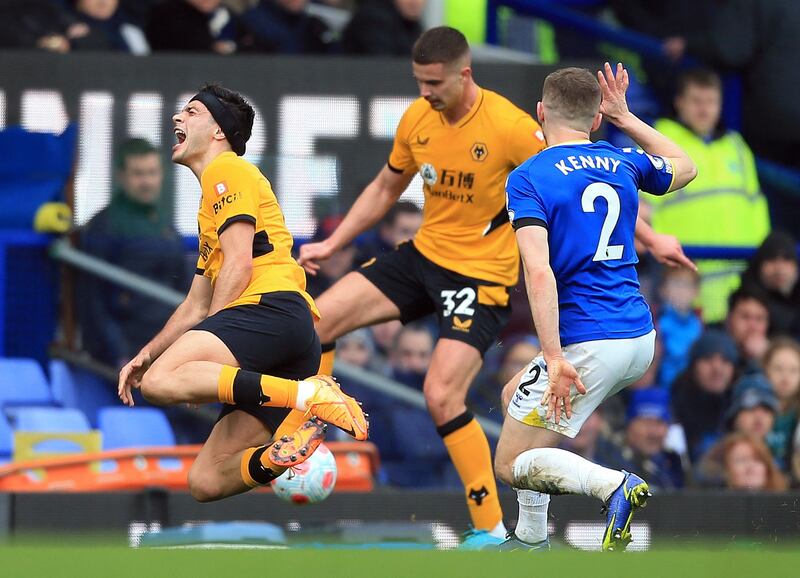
[511,447,624,502]
[294,380,316,411]
[489,520,507,539]
[514,490,549,544]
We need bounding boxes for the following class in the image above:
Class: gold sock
[258,374,299,408]
[240,446,285,488]
[319,344,335,374]
[440,414,503,531]
[218,366,299,408]
[217,365,238,405]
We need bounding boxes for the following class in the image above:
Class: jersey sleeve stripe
[512,217,547,231]
[386,161,405,174]
[252,230,275,257]
[483,206,510,236]
[218,214,256,236]
[195,267,205,275]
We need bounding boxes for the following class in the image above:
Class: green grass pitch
[1,546,799,578]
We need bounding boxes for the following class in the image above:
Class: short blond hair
[542,67,601,130]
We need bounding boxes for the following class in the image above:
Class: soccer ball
[271,443,337,504]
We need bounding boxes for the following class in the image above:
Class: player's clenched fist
[540,356,587,424]
[118,351,151,407]
[297,240,335,275]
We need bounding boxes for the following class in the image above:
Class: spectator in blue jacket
[240,0,335,54]
[656,267,703,390]
[601,388,685,490]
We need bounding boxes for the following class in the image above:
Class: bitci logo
[215,182,228,196]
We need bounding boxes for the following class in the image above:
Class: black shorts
[358,242,511,355]
[194,291,321,434]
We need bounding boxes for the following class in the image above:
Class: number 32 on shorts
[440,288,476,317]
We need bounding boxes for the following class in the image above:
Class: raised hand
[597,62,630,125]
[297,241,335,275]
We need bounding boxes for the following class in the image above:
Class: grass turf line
[1,547,800,578]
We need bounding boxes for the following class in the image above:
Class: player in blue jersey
[492,63,698,551]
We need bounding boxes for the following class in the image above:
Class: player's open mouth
[173,128,187,151]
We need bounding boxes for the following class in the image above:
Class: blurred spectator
[700,433,788,491]
[672,330,738,462]
[601,389,685,490]
[78,139,189,368]
[388,322,433,388]
[239,0,335,54]
[343,0,424,56]
[147,0,238,54]
[649,69,769,323]
[472,334,539,417]
[560,410,616,463]
[725,287,771,373]
[725,374,779,458]
[740,232,800,339]
[0,0,89,53]
[69,0,149,54]
[305,215,356,297]
[337,328,388,374]
[660,1,800,231]
[763,338,800,471]
[355,201,422,264]
[656,267,702,390]
[371,319,403,358]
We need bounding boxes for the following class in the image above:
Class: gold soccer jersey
[388,88,545,288]
[196,151,319,317]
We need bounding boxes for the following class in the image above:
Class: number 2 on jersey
[581,182,623,262]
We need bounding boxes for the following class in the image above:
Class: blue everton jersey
[506,140,674,346]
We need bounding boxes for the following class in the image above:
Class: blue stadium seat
[13,406,91,432]
[0,358,54,408]
[11,406,92,455]
[49,361,118,427]
[0,413,12,465]
[97,407,176,450]
[0,125,76,229]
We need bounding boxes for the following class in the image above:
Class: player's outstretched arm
[598,62,697,191]
[516,226,587,423]
[634,216,697,271]
[118,274,212,406]
[298,165,414,274]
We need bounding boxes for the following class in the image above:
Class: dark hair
[382,201,421,226]
[728,285,770,316]
[412,26,469,65]
[115,138,158,171]
[676,68,722,97]
[542,67,601,130]
[198,82,255,146]
[392,322,433,351]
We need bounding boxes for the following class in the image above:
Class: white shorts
[507,330,656,438]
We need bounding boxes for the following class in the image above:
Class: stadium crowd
[2,0,798,495]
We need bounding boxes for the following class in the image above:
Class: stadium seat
[13,407,91,432]
[0,125,76,229]
[0,413,12,465]
[0,358,54,408]
[49,361,118,427]
[97,407,176,450]
[11,406,92,456]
